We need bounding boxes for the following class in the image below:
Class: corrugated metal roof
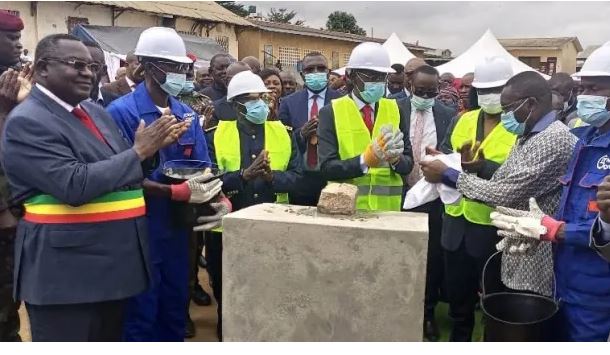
[250,20,432,51]
[498,37,583,52]
[83,1,253,27]
[578,45,601,59]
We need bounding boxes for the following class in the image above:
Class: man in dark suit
[201,53,233,101]
[278,52,343,206]
[101,52,142,105]
[400,65,456,341]
[1,34,184,341]
[317,42,413,211]
[83,40,111,107]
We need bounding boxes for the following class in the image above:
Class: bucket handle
[481,249,558,301]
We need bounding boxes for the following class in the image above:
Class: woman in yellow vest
[317,42,414,212]
[203,70,302,340]
[437,57,517,341]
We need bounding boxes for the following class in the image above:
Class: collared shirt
[125,76,136,92]
[349,93,376,173]
[351,92,375,121]
[36,83,75,112]
[307,88,327,118]
[528,111,556,135]
[409,104,437,162]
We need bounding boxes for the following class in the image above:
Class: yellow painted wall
[238,28,424,70]
[506,43,579,73]
[0,1,238,58]
[175,18,239,58]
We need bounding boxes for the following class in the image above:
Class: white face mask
[478,93,502,114]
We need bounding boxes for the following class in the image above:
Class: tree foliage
[326,11,366,36]
[266,8,304,25]
[217,1,249,17]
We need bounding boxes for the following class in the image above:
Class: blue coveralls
[106,83,210,341]
[553,125,610,341]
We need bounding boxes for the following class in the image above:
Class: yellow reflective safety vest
[331,96,403,211]
[214,120,291,204]
[444,109,517,225]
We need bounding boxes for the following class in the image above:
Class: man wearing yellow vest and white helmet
[205,70,301,340]
[437,56,517,341]
[318,42,413,211]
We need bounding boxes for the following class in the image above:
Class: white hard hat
[472,56,514,89]
[227,71,270,101]
[573,42,610,78]
[346,42,395,73]
[134,27,191,64]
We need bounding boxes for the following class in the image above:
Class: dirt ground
[18,269,219,342]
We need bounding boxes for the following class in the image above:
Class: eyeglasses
[501,97,530,112]
[151,61,189,73]
[412,88,439,99]
[357,72,388,83]
[44,58,101,73]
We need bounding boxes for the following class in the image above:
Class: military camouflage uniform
[178,91,214,127]
[0,65,21,341]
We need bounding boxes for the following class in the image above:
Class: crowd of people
[1,9,610,343]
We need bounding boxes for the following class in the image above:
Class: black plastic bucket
[480,251,559,342]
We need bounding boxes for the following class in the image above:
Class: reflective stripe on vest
[445,109,517,225]
[331,96,403,211]
[214,120,291,204]
[23,189,146,224]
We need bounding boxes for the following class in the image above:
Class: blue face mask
[411,94,435,111]
[304,72,328,92]
[500,98,531,136]
[359,81,386,104]
[577,95,610,127]
[181,80,195,95]
[151,63,187,97]
[241,99,270,125]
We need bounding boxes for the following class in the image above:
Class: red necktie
[361,104,374,134]
[307,95,319,168]
[72,107,107,143]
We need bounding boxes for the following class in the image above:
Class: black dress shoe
[185,314,196,339]
[198,255,207,269]
[424,319,440,341]
[192,284,212,306]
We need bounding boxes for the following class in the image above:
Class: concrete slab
[222,203,429,341]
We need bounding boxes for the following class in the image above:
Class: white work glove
[383,129,404,162]
[490,198,547,240]
[491,198,565,254]
[363,126,393,168]
[193,197,232,232]
[170,172,223,204]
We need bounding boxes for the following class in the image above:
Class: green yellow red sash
[23,189,146,224]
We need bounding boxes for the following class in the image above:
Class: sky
[241,1,610,54]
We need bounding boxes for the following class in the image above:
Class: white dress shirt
[125,76,136,92]
[351,92,375,120]
[307,88,326,118]
[409,104,437,162]
[36,83,75,112]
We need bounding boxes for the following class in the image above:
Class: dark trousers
[423,200,444,321]
[0,232,20,342]
[26,300,125,341]
[289,172,326,207]
[187,232,205,310]
[205,231,223,341]
[444,242,502,341]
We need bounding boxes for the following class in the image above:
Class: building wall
[0,1,238,58]
[175,18,238,58]
[238,28,424,71]
[505,45,578,74]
